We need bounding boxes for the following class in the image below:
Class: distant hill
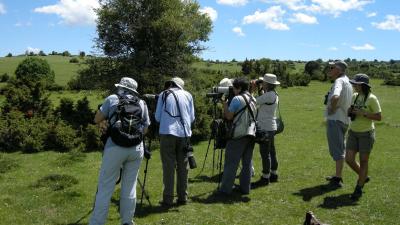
[0,55,85,86]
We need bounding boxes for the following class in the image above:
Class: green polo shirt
[349,93,381,132]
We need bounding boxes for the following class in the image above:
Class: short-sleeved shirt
[100,93,150,149]
[349,93,381,132]
[228,92,257,138]
[256,91,278,131]
[325,75,353,124]
[155,88,195,137]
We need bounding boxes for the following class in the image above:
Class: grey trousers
[259,131,278,175]
[220,136,255,194]
[89,142,143,225]
[160,134,189,204]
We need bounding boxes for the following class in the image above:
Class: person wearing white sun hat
[251,73,280,188]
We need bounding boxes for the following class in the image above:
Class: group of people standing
[88,59,382,224]
[324,60,381,200]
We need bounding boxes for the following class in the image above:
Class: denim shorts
[346,129,375,154]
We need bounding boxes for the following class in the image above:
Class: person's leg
[335,159,344,178]
[345,150,360,174]
[239,137,255,194]
[259,142,270,177]
[89,147,124,225]
[327,120,347,178]
[219,139,243,194]
[160,135,177,204]
[269,133,278,181]
[176,137,189,203]
[120,144,143,225]
[358,153,370,186]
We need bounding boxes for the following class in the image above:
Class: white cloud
[366,12,377,17]
[15,21,32,27]
[372,15,400,31]
[232,27,245,36]
[289,13,318,24]
[199,7,218,22]
[307,0,373,17]
[34,0,100,26]
[26,47,41,54]
[243,6,289,30]
[217,0,248,7]
[265,0,308,11]
[351,43,375,50]
[328,46,338,51]
[0,2,6,14]
[356,27,364,31]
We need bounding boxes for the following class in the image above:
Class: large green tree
[89,0,212,93]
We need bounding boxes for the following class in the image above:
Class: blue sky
[0,0,399,61]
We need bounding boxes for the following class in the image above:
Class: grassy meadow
[1,77,399,224]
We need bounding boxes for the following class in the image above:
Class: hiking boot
[159,200,174,208]
[328,176,343,188]
[177,199,187,206]
[270,174,278,183]
[251,177,269,189]
[350,184,363,200]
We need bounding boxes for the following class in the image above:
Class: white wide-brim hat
[170,77,185,89]
[261,73,280,85]
[219,78,234,87]
[115,77,138,93]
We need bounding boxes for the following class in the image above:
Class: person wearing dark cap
[155,77,195,206]
[90,77,150,225]
[346,74,381,200]
[324,60,353,188]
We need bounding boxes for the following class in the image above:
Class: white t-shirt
[256,91,278,131]
[325,75,353,124]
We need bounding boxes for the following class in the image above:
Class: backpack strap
[264,90,278,105]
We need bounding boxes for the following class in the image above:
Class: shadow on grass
[191,190,251,204]
[190,172,222,183]
[293,183,341,201]
[318,193,359,209]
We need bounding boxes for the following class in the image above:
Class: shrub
[81,124,103,151]
[15,57,55,87]
[69,58,79,63]
[46,121,77,152]
[0,73,9,82]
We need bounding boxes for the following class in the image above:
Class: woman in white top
[252,73,280,187]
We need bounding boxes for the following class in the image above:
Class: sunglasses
[329,66,336,70]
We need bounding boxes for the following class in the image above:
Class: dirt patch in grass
[33,174,79,191]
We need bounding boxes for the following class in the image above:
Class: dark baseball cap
[350,73,371,87]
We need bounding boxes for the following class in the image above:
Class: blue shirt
[100,93,150,149]
[155,88,195,137]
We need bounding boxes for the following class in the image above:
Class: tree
[79,51,86,58]
[62,51,71,57]
[15,57,55,87]
[93,0,212,93]
[6,53,12,57]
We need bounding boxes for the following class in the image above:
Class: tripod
[197,96,225,188]
[139,137,152,207]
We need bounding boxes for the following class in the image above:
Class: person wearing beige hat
[324,60,353,188]
[155,77,195,206]
[90,77,150,225]
[346,74,381,200]
[251,73,280,188]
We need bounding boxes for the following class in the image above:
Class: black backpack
[109,93,144,147]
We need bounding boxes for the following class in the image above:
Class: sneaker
[270,174,278,183]
[328,176,343,188]
[350,184,363,200]
[251,177,269,189]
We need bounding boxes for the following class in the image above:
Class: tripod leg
[138,178,152,207]
[196,133,213,177]
[217,149,224,189]
[140,158,150,206]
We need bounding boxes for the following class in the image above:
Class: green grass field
[0,55,85,86]
[1,79,399,225]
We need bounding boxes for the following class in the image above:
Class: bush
[46,121,77,152]
[0,73,9,82]
[81,124,103,151]
[15,57,55,87]
[69,58,79,63]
